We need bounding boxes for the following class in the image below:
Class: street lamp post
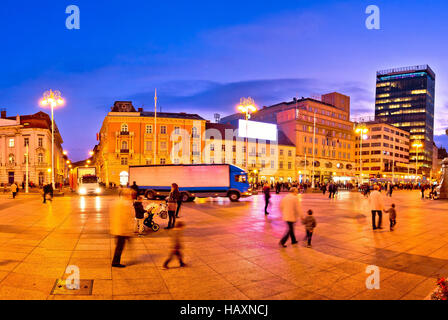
[355,125,368,186]
[311,110,316,188]
[412,141,423,182]
[40,90,64,189]
[237,97,257,173]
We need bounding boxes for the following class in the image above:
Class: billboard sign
[238,120,277,141]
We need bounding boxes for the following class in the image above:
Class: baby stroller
[143,202,168,232]
[143,206,160,232]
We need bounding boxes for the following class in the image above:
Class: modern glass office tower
[375,65,435,174]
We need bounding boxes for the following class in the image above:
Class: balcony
[120,131,130,136]
[120,149,129,154]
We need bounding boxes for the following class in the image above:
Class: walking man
[369,185,384,230]
[279,188,301,247]
[11,182,18,199]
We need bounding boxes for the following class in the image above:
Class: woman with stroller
[166,183,180,229]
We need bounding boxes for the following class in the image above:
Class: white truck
[128,164,251,202]
[72,167,101,195]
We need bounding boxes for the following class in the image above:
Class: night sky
[1,0,448,161]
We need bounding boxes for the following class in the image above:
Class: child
[163,221,186,269]
[133,196,147,236]
[384,204,397,231]
[302,210,317,248]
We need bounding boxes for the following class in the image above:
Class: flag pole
[154,89,157,165]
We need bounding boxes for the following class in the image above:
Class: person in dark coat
[130,181,139,199]
[166,183,180,229]
[263,183,271,215]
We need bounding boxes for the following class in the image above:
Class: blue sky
[1,0,448,160]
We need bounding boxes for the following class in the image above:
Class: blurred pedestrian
[279,188,301,247]
[302,209,317,248]
[263,182,271,215]
[369,185,384,230]
[163,221,186,269]
[43,183,53,203]
[110,188,136,268]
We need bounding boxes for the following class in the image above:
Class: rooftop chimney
[0,108,6,119]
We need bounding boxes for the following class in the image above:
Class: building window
[160,158,166,165]
[279,149,283,156]
[160,141,167,150]
[288,150,292,157]
[121,124,128,132]
[145,141,152,151]
[161,126,167,134]
[121,157,128,165]
[192,127,198,138]
[24,138,29,147]
[121,141,128,150]
[146,159,152,165]
[9,154,14,164]
[271,148,275,155]
[9,139,14,148]
[38,153,44,164]
[146,125,152,134]
[38,137,43,147]
[271,161,275,169]
[279,161,283,169]
[288,162,292,170]
[174,126,180,134]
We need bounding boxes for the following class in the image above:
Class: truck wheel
[228,192,240,202]
[145,190,155,200]
[181,193,190,202]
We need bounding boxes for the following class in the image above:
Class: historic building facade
[221,92,357,184]
[0,110,65,186]
[94,101,207,186]
[204,122,296,183]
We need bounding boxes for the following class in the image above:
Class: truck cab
[78,175,101,195]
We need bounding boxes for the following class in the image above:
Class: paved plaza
[0,190,446,300]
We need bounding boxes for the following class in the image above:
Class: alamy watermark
[66,5,80,30]
[365,5,380,30]
[365,265,380,289]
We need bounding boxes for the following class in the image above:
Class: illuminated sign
[238,120,277,141]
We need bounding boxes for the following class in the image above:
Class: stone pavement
[0,190,446,300]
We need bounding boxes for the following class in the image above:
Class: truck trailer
[128,164,251,202]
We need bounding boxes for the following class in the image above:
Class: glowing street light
[355,125,369,185]
[412,141,423,181]
[89,151,94,156]
[237,97,257,170]
[63,150,68,156]
[40,90,64,188]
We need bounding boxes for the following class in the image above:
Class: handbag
[167,202,177,211]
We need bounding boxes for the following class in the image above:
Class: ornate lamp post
[237,97,257,172]
[355,125,369,185]
[40,90,64,189]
